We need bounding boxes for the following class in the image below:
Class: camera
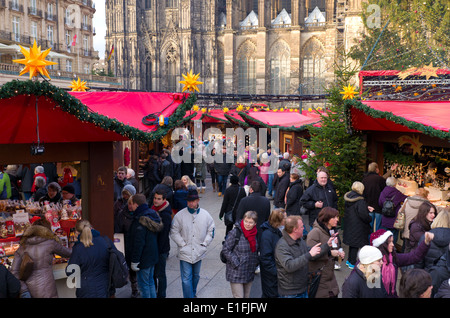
[31,143,45,155]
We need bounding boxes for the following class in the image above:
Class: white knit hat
[358,245,383,265]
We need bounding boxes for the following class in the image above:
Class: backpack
[220,228,241,263]
[381,196,396,217]
[103,236,129,289]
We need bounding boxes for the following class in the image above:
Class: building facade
[0,0,118,88]
[106,0,364,96]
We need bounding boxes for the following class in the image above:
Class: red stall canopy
[348,100,450,140]
[0,94,129,144]
[69,91,188,132]
[238,109,321,131]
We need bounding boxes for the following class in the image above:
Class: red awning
[348,100,450,140]
[0,94,129,144]
[69,91,188,132]
[238,109,321,130]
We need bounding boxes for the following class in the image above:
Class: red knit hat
[370,229,393,247]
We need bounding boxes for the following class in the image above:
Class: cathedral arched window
[165,46,178,92]
[237,41,256,94]
[269,41,290,94]
[166,0,178,8]
[302,38,325,95]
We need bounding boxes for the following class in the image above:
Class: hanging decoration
[12,40,57,80]
[398,135,423,156]
[179,70,203,93]
[340,85,358,100]
[69,77,89,92]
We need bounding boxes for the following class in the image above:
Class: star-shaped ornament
[13,40,57,79]
[179,70,203,93]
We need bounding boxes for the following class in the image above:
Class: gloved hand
[131,262,140,272]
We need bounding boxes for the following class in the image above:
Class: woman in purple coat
[370,229,434,297]
[378,177,407,244]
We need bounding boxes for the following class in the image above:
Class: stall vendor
[61,185,79,206]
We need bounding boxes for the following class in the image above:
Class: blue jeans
[154,253,168,298]
[217,175,228,193]
[370,212,382,232]
[180,260,202,298]
[137,266,156,298]
[267,173,274,196]
[280,291,308,298]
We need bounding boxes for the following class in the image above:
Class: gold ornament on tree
[340,85,358,100]
[13,40,57,80]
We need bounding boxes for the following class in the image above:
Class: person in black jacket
[219,175,247,236]
[273,167,290,209]
[0,263,20,298]
[259,208,286,298]
[299,171,338,230]
[285,173,303,216]
[214,145,233,196]
[151,189,172,298]
[236,181,271,244]
[343,181,373,268]
[128,194,163,298]
[362,162,397,232]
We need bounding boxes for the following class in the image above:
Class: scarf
[240,219,257,253]
[152,201,169,213]
[381,253,396,295]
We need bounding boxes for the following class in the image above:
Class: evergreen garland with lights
[0,79,197,143]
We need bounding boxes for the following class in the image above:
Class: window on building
[166,0,177,8]
[165,46,177,92]
[83,35,89,56]
[302,39,325,95]
[66,60,72,72]
[238,55,256,94]
[47,25,54,45]
[270,42,290,94]
[30,21,38,42]
[12,16,20,42]
[47,2,53,19]
[145,0,151,9]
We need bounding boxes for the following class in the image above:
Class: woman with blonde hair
[343,181,373,269]
[67,219,118,298]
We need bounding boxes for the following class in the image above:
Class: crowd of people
[1,144,449,299]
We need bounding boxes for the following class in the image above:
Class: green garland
[0,80,197,143]
[345,99,450,141]
[224,113,250,128]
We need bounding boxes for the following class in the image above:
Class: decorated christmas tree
[299,53,366,213]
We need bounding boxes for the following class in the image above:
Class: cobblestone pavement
[116,176,353,298]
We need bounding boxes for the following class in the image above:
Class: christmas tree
[299,53,366,214]
[350,0,449,70]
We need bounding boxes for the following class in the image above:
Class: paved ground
[116,176,355,299]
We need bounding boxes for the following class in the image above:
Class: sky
[93,0,106,59]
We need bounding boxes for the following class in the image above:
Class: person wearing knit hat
[369,228,435,297]
[61,184,79,206]
[122,184,137,196]
[170,185,215,298]
[341,245,387,298]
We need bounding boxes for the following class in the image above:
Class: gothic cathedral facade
[105,0,364,95]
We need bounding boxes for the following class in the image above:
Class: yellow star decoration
[69,77,89,92]
[13,40,57,80]
[419,63,439,80]
[192,105,199,112]
[222,107,229,113]
[179,69,203,93]
[236,104,244,112]
[340,85,358,100]
[201,108,207,113]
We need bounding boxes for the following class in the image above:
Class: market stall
[346,97,450,211]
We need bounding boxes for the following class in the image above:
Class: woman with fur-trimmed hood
[343,182,373,268]
[11,218,72,298]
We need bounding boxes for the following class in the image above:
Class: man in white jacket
[170,187,215,298]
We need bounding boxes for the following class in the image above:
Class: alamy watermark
[171,120,280,173]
